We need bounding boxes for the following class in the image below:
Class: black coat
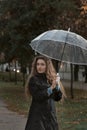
[25,73,62,130]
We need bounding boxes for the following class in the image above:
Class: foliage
[0,0,81,63]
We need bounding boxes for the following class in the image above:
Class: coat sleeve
[51,86,62,101]
[29,77,53,102]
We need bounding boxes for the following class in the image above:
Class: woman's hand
[56,73,60,86]
[51,79,57,90]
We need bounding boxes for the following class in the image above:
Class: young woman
[25,56,65,130]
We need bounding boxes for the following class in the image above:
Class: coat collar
[35,72,47,79]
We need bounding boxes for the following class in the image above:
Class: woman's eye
[37,63,45,66]
[41,63,45,66]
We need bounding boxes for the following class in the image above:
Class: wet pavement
[0,100,27,130]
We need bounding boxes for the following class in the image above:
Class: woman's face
[36,59,47,73]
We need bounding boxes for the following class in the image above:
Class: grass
[0,71,23,81]
[0,81,87,130]
[57,99,87,130]
[0,81,30,115]
[57,88,87,130]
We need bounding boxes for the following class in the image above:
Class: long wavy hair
[25,55,66,99]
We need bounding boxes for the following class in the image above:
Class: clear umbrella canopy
[30,30,87,65]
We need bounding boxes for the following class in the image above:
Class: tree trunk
[85,66,87,83]
[74,65,79,81]
[8,62,11,81]
[14,60,17,84]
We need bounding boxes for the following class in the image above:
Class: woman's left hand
[51,79,57,90]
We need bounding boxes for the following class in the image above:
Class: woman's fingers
[51,80,56,89]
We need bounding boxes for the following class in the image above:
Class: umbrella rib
[59,31,69,70]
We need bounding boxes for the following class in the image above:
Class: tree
[0,0,33,63]
[0,0,86,97]
[0,0,80,64]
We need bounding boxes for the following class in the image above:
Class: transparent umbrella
[30,29,87,65]
[30,29,87,98]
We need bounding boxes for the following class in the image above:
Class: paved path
[0,99,27,130]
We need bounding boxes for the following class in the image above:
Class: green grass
[0,71,23,81]
[57,87,87,130]
[0,81,87,130]
[0,81,30,115]
[57,99,87,130]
